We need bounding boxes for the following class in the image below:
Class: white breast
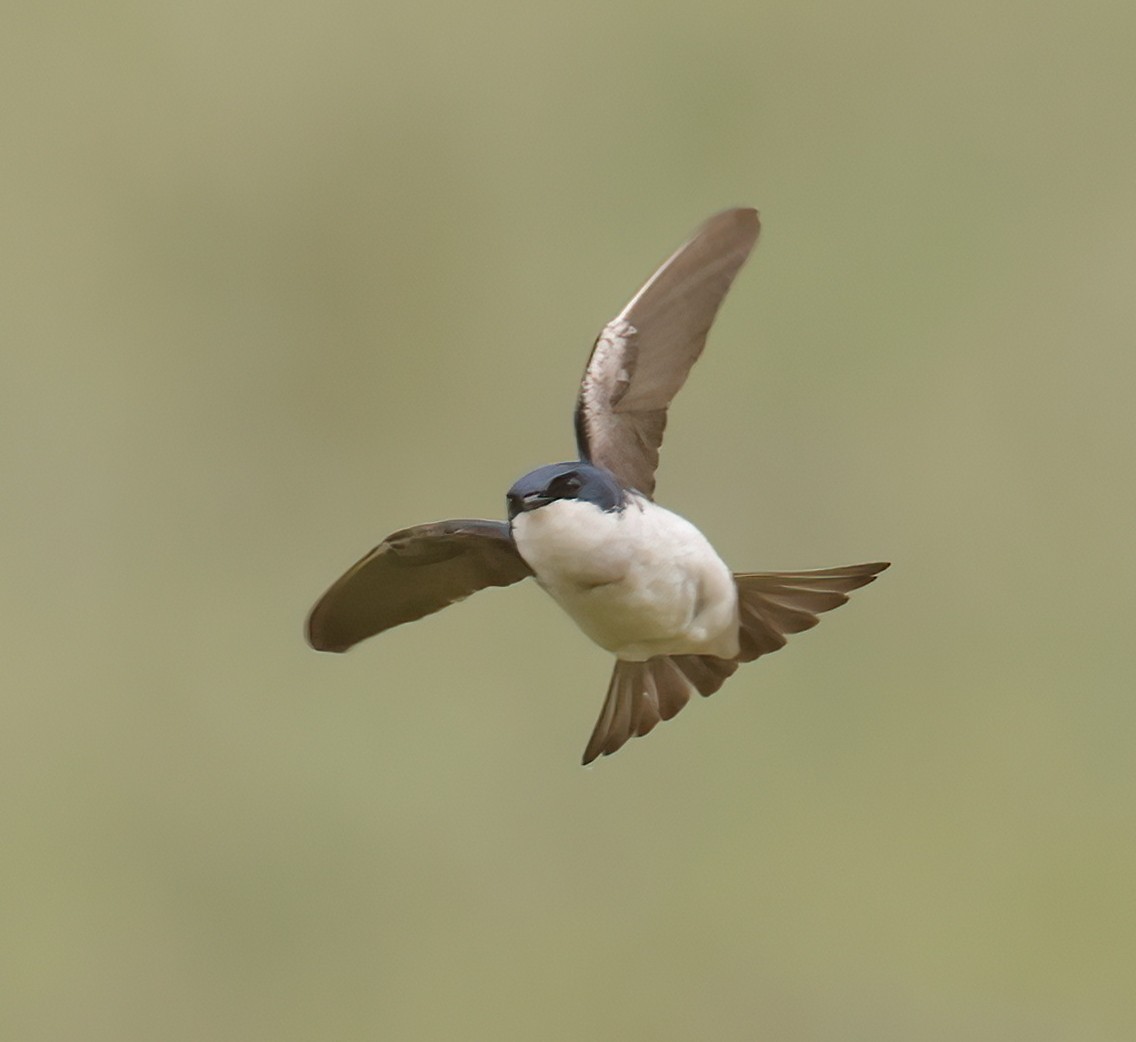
[510,495,739,661]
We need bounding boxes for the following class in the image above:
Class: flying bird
[306,208,888,764]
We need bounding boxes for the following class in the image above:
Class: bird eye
[551,474,581,495]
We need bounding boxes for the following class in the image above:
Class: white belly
[510,495,740,661]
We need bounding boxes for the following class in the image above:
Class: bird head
[506,462,625,521]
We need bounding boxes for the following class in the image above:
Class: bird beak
[507,491,552,520]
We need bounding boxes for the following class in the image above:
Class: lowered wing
[306,519,532,653]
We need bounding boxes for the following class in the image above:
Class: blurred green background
[3,1,1134,1039]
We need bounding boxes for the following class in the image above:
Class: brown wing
[574,208,760,498]
[306,519,532,653]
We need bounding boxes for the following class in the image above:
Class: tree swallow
[306,208,888,764]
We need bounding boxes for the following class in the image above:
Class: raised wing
[574,208,760,498]
[306,519,532,653]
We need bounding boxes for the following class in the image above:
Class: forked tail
[582,561,889,764]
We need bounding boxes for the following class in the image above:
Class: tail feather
[583,654,738,764]
[671,653,738,697]
[582,561,889,764]
[734,562,889,663]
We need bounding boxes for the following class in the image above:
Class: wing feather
[306,519,532,653]
[575,208,760,497]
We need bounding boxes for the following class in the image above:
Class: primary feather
[574,208,760,497]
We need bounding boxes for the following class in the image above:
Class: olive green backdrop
[4,2,1134,1039]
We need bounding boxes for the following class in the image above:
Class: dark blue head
[506,462,625,521]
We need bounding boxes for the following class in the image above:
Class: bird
[306,208,888,764]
